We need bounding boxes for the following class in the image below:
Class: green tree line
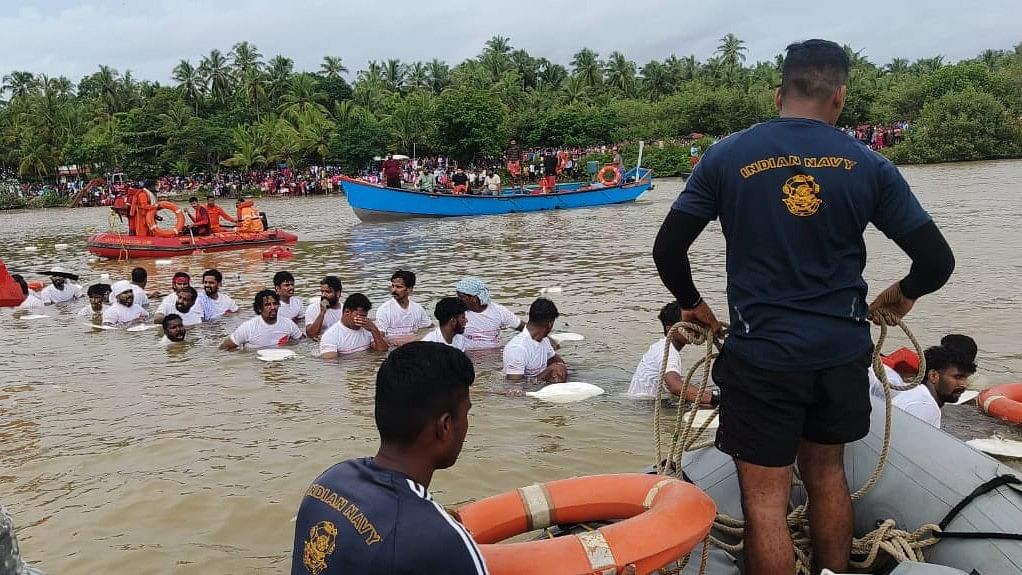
[2,34,1021,181]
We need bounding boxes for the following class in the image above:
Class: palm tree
[223,126,267,171]
[511,49,538,90]
[484,35,512,56]
[382,59,405,92]
[562,75,587,104]
[911,56,944,75]
[640,61,670,100]
[884,58,910,76]
[239,70,268,119]
[571,48,602,87]
[977,49,1005,70]
[320,56,349,80]
[200,49,233,103]
[479,51,510,82]
[296,110,335,165]
[330,100,363,129]
[406,62,429,90]
[266,55,295,102]
[231,41,263,77]
[537,60,567,90]
[94,65,121,114]
[172,60,203,110]
[604,51,637,96]
[426,59,451,93]
[715,33,747,76]
[278,74,327,118]
[2,71,37,100]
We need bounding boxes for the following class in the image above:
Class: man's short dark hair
[189,196,199,203]
[273,271,295,287]
[658,301,682,329]
[131,267,147,284]
[172,271,190,282]
[528,297,559,324]
[391,270,416,289]
[253,289,280,313]
[320,275,343,293]
[940,334,977,363]
[178,286,198,300]
[87,283,110,298]
[343,292,372,312]
[924,344,977,377]
[375,341,475,444]
[203,269,223,284]
[11,274,27,296]
[434,296,467,325]
[780,39,850,101]
[162,313,182,330]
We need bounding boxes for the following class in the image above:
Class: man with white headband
[454,277,523,350]
[103,280,150,326]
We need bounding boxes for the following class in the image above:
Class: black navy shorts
[712,346,873,467]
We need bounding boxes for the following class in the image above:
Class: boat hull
[86,229,298,259]
[341,169,653,222]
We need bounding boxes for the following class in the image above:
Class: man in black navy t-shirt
[291,342,487,575]
[653,39,954,575]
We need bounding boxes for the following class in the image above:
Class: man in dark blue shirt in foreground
[291,342,487,575]
[654,39,954,574]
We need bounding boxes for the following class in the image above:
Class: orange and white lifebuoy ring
[597,164,622,186]
[978,383,1022,424]
[458,474,715,575]
[146,201,185,238]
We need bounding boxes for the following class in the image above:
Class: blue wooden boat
[341,168,653,222]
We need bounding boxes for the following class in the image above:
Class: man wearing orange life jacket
[206,197,236,233]
[236,197,264,233]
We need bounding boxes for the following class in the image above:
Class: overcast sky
[2,0,1018,83]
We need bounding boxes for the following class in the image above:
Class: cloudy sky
[2,0,1018,83]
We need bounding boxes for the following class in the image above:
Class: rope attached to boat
[650,319,960,574]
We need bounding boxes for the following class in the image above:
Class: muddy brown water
[1,160,1020,573]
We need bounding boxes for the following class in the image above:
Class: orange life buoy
[458,474,715,575]
[262,246,293,259]
[146,201,185,238]
[881,347,920,376]
[596,164,622,186]
[978,383,1022,424]
[27,280,45,292]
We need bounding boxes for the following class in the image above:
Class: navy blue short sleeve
[870,158,931,239]
[671,144,720,221]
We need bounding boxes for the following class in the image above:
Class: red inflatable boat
[86,229,299,259]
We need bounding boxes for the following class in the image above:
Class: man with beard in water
[374,270,432,346]
[196,269,238,321]
[221,289,304,351]
[274,271,305,322]
[305,276,343,339]
[77,283,111,321]
[153,286,202,326]
[161,314,187,345]
[103,281,149,326]
[890,335,977,427]
[40,266,83,304]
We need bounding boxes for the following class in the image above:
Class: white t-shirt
[464,302,523,350]
[374,298,432,337]
[198,292,239,320]
[420,327,467,351]
[628,337,684,397]
[229,316,303,349]
[304,299,343,333]
[892,385,941,428]
[319,322,374,355]
[102,303,149,325]
[160,292,178,309]
[41,283,82,304]
[17,293,45,309]
[484,174,502,192]
[868,365,907,400]
[77,305,107,319]
[278,296,306,322]
[503,330,555,377]
[155,298,204,326]
[107,284,148,308]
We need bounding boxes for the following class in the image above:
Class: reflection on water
[1,160,1021,572]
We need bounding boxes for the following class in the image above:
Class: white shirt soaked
[17,293,46,309]
[420,327,467,351]
[868,365,907,401]
[464,302,523,350]
[229,316,303,349]
[107,284,148,308]
[77,305,107,319]
[374,298,432,337]
[198,291,239,320]
[155,299,204,326]
[503,330,555,377]
[41,283,82,304]
[892,385,942,428]
[278,296,306,322]
[628,337,684,397]
[304,299,343,332]
[319,322,374,355]
[102,303,149,325]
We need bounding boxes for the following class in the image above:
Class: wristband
[710,390,720,408]
[681,296,703,310]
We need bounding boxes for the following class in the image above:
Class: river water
[1,160,1020,573]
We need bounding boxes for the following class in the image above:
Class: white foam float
[257,348,297,362]
[549,332,584,344]
[539,286,563,295]
[82,323,119,330]
[954,390,980,405]
[126,324,158,332]
[54,243,69,250]
[99,273,110,280]
[966,436,1022,459]
[526,381,605,403]
[684,409,720,430]
[18,314,49,320]
[23,246,38,252]
[155,259,173,265]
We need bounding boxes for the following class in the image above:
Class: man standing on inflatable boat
[654,39,955,575]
